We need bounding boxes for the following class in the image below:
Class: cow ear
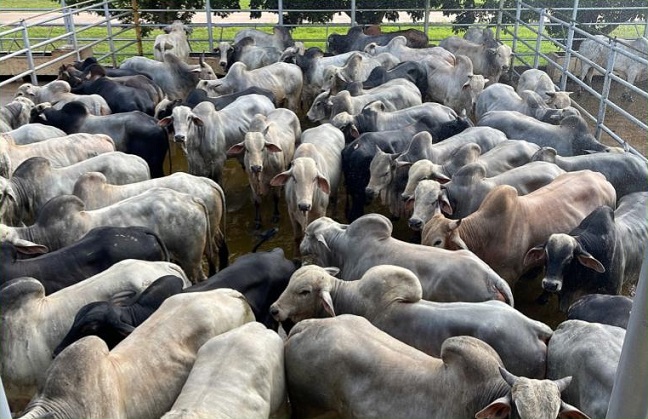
[524,245,546,266]
[316,174,331,194]
[270,171,291,187]
[323,266,340,277]
[350,125,360,139]
[439,189,453,215]
[557,400,590,419]
[227,142,246,157]
[14,243,49,256]
[431,172,451,184]
[475,394,512,419]
[575,250,606,273]
[157,116,173,127]
[191,115,204,126]
[320,290,336,317]
[265,142,283,153]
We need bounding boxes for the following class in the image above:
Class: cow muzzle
[174,134,186,142]
[269,303,285,322]
[365,187,376,200]
[219,61,227,68]
[298,202,312,212]
[251,165,263,174]
[542,277,563,293]
[408,218,423,231]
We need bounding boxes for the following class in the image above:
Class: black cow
[183,247,298,330]
[154,86,276,120]
[70,66,156,115]
[52,274,185,356]
[30,101,168,178]
[362,61,429,98]
[73,56,149,78]
[567,294,633,329]
[327,25,428,54]
[0,226,170,294]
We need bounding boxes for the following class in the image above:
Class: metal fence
[1,0,646,156]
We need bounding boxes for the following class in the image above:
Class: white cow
[226,108,301,229]
[439,35,512,84]
[154,20,192,62]
[14,80,111,116]
[517,68,573,109]
[0,259,190,412]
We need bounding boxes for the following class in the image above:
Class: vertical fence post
[559,19,575,91]
[131,0,143,56]
[21,20,38,85]
[496,0,505,41]
[61,0,75,45]
[350,0,356,26]
[278,0,283,26]
[606,247,648,419]
[511,1,521,67]
[103,0,117,67]
[66,3,80,60]
[423,0,430,36]
[205,0,214,52]
[594,39,615,140]
[533,7,545,69]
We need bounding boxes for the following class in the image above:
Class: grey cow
[0,153,150,225]
[548,320,625,419]
[162,322,287,419]
[300,213,514,305]
[439,36,512,84]
[18,289,254,419]
[0,124,66,145]
[271,264,552,378]
[284,315,586,419]
[517,68,573,109]
[0,188,212,283]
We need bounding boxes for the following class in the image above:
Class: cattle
[341,119,471,222]
[119,52,217,100]
[198,61,303,112]
[72,170,227,273]
[327,25,429,54]
[184,247,298,331]
[153,20,192,62]
[270,123,345,249]
[216,37,282,71]
[547,320,625,419]
[319,51,399,92]
[18,289,254,419]
[578,35,648,101]
[158,94,275,183]
[364,35,455,64]
[422,170,617,286]
[531,146,648,199]
[475,83,576,123]
[162,322,286,419]
[0,226,170,293]
[367,128,506,218]
[464,26,499,48]
[300,214,514,305]
[331,100,462,142]
[234,25,295,50]
[0,188,213,283]
[69,67,156,115]
[362,60,429,97]
[439,36,513,84]
[477,110,612,155]
[53,275,185,356]
[436,161,566,220]
[524,192,648,311]
[73,56,146,78]
[0,153,150,225]
[0,259,190,411]
[0,124,66,145]
[307,78,422,123]
[31,101,169,177]
[284,315,585,419]
[153,86,276,120]
[406,180,445,231]
[0,99,34,132]
[567,294,633,329]
[272,264,552,378]
[14,81,111,116]
[517,68,573,109]
[60,62,165,106]
[226,109,300,229]
[0,132,115,178]
[422,54,486,119]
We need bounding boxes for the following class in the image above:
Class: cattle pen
[1,1,648,418]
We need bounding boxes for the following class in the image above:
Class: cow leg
[254,200,262,230]
[272,192,281,223]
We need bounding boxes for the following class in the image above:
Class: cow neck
[456,216,487,250]
[9,176,33,223]
[24,395,85,419]
[329,278,370,318]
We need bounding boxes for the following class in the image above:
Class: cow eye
[298,289,311,296]
[433,240,442,246]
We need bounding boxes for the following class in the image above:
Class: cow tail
[492,273,515,308]
[194,196,216,277]
[213,182,229,270]
[149,229,171,262]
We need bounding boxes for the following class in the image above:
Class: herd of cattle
[1,20,647,419]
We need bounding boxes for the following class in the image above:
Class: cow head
[407,180,444,231]
[299,217,345,265]
[421,214,467,249]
